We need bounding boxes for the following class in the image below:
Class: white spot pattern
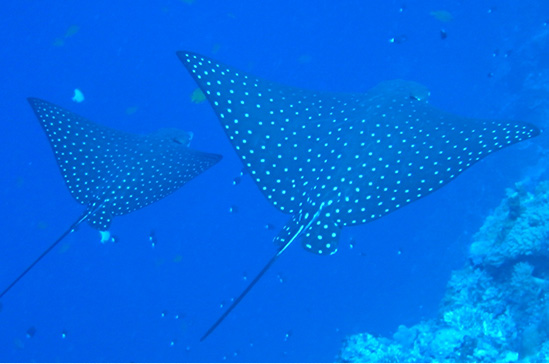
[178,52,540,256]
[29,98,222,230]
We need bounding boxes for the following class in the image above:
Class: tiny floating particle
[233,176,241,185]
[72,88,84,103]
[229,205,238,213]
[61,330,67,339]
[389,35,408,44]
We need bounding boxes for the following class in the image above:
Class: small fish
[26,326,36,339]
[440,29,448,40]
[284,330,293,342]
[190,88,206,103]
[72,88,84,103]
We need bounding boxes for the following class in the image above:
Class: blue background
[0,0,547,361]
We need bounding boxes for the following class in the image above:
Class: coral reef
[338,180,549,362]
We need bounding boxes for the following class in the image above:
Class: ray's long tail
[200,233,300,341]
[200,242,288,341]
[201,204,326,341]
[0,206,99,299]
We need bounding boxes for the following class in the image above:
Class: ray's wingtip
[210,153,223,164]
[527,122,542,138]
[27,97,45,111]
[176,50,194,61]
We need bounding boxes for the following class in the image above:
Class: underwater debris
[338,180,549,362]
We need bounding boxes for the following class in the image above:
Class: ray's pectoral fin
[88,207,112,231]
[274,212,340,255]
[273,214,301,246]
[302,217,340,255]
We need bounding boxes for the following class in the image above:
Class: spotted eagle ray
[0,98,221,299]
[177,51,540,340]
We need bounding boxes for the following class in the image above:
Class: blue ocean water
[0,0,547,362]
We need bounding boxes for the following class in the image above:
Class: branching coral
[338,180,549,363]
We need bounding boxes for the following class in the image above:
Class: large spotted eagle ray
[177,51,540,340]
[0,98,221,299]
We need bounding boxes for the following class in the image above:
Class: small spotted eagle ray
[0,98,221,299]
[178,51,540,340]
